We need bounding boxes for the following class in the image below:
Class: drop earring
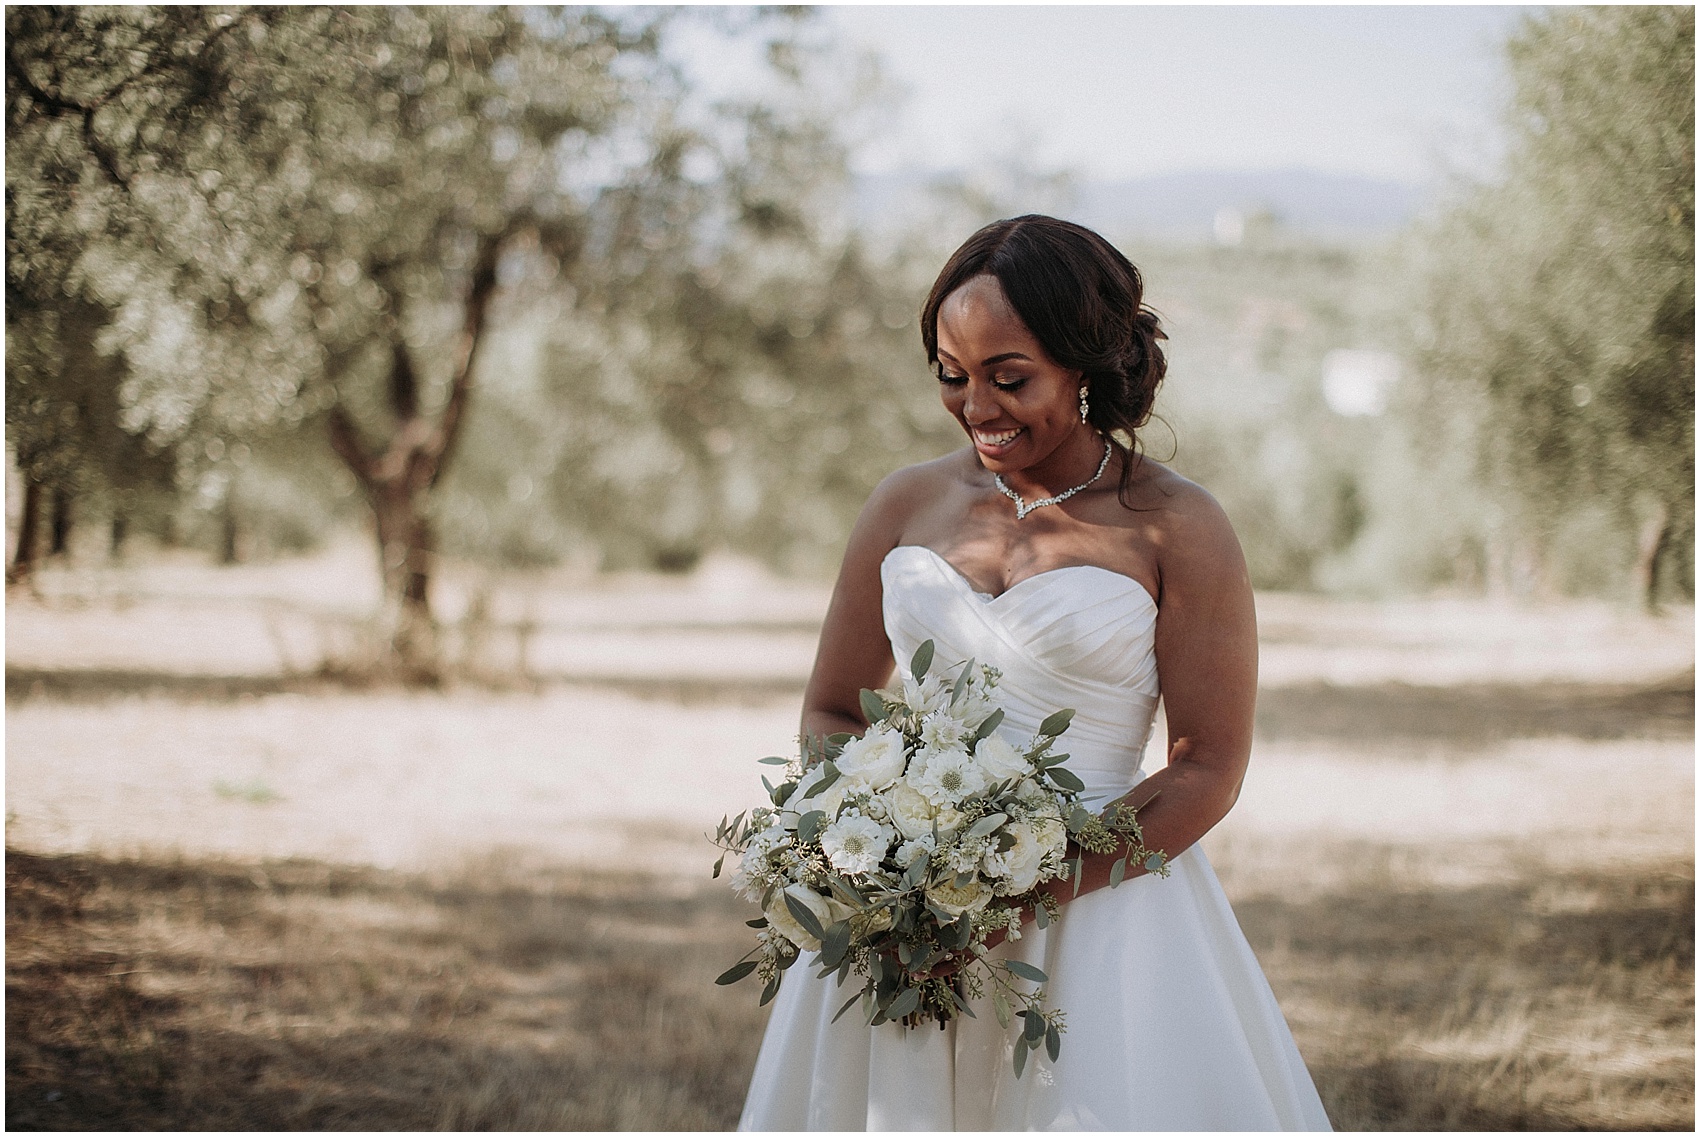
[1078,383,1090,424]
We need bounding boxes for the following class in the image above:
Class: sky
[673,4,1535,187]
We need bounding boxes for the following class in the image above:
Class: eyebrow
[937,349,1035,367]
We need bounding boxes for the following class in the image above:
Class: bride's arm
[1035,482,1258,909]
[798,470,924,743]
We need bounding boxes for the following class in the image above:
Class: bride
[737,215,1331,1131]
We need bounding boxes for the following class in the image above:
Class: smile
[973,427,1024,449]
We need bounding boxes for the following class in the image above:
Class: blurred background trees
[7,5,1693,677]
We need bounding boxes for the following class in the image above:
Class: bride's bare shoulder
[1123,458,1246,566]
[859,450,977,533]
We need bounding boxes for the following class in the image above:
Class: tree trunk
[220,493,242,565]
[324,234,501,685]
[1634,501,1672,613]
[48,486,72,557]
[8,478,43,585]
[110,513,127,559]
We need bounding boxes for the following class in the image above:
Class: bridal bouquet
[712,640,1167,1075]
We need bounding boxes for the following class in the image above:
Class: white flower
[1013,777,1050,806]
[820,812,896,875]
[792,763,848,818]
[835,725,908,790]
[764,884,850,952]
[910,746,989,807]
[984,821,1047,893]
[925,876,994,917]
[894,834,935,868]
[973,732,1032,782]
[919,711,973,752]
[885,781,939,840]
[901,671,952,717]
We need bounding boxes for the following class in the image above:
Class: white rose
[820,812,896,874]
[894,835,935,868]
[792,763,848,818]
[985,821,1047,893]
[835,725,908,790]
[885,781,939,840]
[910,746,989,807]
[764,884,851,952]
[925,876,994,917]
[973,732,1031,782]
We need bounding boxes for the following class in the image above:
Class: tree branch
[420,233,502,490]
[326,405,377,492]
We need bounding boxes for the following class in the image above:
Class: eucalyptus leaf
[1109,855,1127,889]
[1023,1008,1047,1041]
[1045,1022,1061,1062]
[772,780,797,807]
[1038,708,1075,737]
[903,857,929,889]
[797,809,827,844]
[745,917,768,929]
[859,688,889,725]
[757,755,789,766]
[1013,1036,1029,1079]
[1073,852,1085,896]
[1068,805,1093,833]
[1034,902,1050,929]
[1145,852,1168,872]
[812,763,841,796]
[759,975,781,1006]
[973,707,1005,741]
[819,921,852,969]
[1047,766,1086,793]
[715,960,758,985]
[784,892,828,944]
[1005,958,1049,984]
[949,657,974,706]
[832,990,863,1024]
[910,640,935,681]
[993,989,1012,1028]
[949,988,976,1017]
[887,986,921,1019]
[712,853,724,878]
[964,812,1008,841]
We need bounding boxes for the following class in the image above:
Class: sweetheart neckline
[888,544,1158,611]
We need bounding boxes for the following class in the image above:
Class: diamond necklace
[993,438,1113,520]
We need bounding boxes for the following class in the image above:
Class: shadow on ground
[7,846,1692,1131]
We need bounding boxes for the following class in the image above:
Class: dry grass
[7,841,1691,1131]
[5,850,768,1131]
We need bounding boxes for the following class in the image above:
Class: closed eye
[935,366,1025,392]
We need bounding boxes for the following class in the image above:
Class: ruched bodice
[881,544,1159,803]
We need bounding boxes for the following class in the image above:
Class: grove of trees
[7,5,1692,683]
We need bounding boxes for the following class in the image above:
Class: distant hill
[853,167,1426,241]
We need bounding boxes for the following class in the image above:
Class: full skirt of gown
[737,545,1331,1131]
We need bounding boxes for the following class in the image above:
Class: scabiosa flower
[820,812,896,874]
[910,746,989,807]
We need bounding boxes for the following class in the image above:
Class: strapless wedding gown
[737,545,1331,1131]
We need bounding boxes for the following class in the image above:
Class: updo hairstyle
[920,215,1167,505]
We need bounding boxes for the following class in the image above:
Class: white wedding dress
[737,544,1331,1131]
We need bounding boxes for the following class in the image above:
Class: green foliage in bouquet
[711,640,1168,1076]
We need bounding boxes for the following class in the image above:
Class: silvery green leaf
[964,812,1008,841]
[949,658,974,706]
[1109,855,1127,889]
[1047,767,1085,793]
[1023,1008,1047,1041]
[760,975,782,1006]
[1038,709,1075,737]
[973,708,1005,741]
[778,949,799,971]
[1005,959,1049,984]
[832,990,863,1024]
[784,891,828,943]
[993,989,1012,1028]
[797,810,827,844]
[860,688,889,724]
[949,988,976,1017]
[1013,1036,1029,1078]
[745,917,768,928]
[1068,805,1093,833]
[1073,853,1085,896]
[1045,1022,1061,1062]
[1033,903,1050,929]
[910,640,934,681]
[887,986,921,1019]
[819,921,852,968]
[716,960,758,985]
[812,763,841,795]
[712,854,724,878]
[903,857,929,889]
[758,755,789,766]
[1145,852,1168,872]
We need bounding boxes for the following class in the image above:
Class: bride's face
[934,274,1085,475]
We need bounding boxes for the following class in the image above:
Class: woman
[738,216,1331,1131]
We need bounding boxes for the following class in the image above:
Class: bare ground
[5,544,1694,1129]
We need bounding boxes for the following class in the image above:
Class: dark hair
[920,215,1167,506]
